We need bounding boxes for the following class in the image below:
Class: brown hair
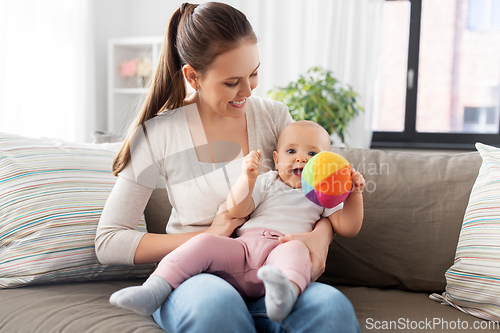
[112,2,257,175]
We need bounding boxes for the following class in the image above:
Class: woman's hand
[278,217,334,281]
[204,202,246,237]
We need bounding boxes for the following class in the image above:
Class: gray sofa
[1,145,497,333]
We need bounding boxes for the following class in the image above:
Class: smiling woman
[0,0,95,142]
[96,2,360,332]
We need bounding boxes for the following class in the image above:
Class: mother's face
[193,41,260,119]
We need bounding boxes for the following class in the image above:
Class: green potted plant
[268,66,363,144]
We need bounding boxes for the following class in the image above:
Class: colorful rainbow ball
[301,151,352,208]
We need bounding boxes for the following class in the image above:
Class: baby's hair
[277,121,331,151]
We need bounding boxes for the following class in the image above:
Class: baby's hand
[244,149,261,179]
[350,167,365,194]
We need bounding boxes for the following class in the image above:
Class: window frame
[371,0,500,150]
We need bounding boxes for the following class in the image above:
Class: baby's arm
[226,149,261,218]
[327,168,365,238]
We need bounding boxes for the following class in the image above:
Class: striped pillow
[430,142,500,321]
[0,133,155,288]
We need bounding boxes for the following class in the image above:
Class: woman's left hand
[278,219,333,281]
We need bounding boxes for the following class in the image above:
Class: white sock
[257,265,299,322]
[109,275,172,316]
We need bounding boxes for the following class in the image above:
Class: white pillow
[430,142,500,321]
[0,133,155,288]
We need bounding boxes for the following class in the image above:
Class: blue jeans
[152,273,360,333]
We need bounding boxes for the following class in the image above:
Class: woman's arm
[134,207,246,264]
[96,177,246,265]
[133,231,202,264]
[95,176,153,265]
[279,217,334,281]
[96,176,202,265]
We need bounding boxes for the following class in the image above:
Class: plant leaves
[267,66,363,143]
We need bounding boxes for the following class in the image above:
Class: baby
[110,120,365,321]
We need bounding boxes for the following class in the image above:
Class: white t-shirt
[237,171,343,236]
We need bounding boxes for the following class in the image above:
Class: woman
[95,2,360,332]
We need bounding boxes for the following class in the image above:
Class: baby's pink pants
[152,228,311,298]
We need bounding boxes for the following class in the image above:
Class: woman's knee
[302,282,355,313]
[293,282,360,332]
[175,273,242,308]
[154,274,256,333]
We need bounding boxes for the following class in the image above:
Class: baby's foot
[257,265,299,322]
[109,275,172,316]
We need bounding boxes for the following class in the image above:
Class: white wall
[94,0,130,132]
[126,0,178,36]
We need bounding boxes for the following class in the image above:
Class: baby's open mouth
[292,168,303,176]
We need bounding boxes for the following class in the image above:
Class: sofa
[1,132,498,332]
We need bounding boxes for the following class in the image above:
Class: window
[372,0,500,149]
[0,1,94,142]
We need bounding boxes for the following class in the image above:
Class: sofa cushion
[0,133,155,288]
[0,279,163,333]
[337,286,498,332]
[318,147,482,292]
[431,143,500,321]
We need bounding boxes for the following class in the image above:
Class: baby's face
[273,124,331,188]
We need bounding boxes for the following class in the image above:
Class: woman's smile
[229,98,247,108]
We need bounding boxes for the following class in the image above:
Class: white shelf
[107,36,163,136]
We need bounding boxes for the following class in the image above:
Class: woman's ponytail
[112,4,196,175]
[156,3,197,113]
